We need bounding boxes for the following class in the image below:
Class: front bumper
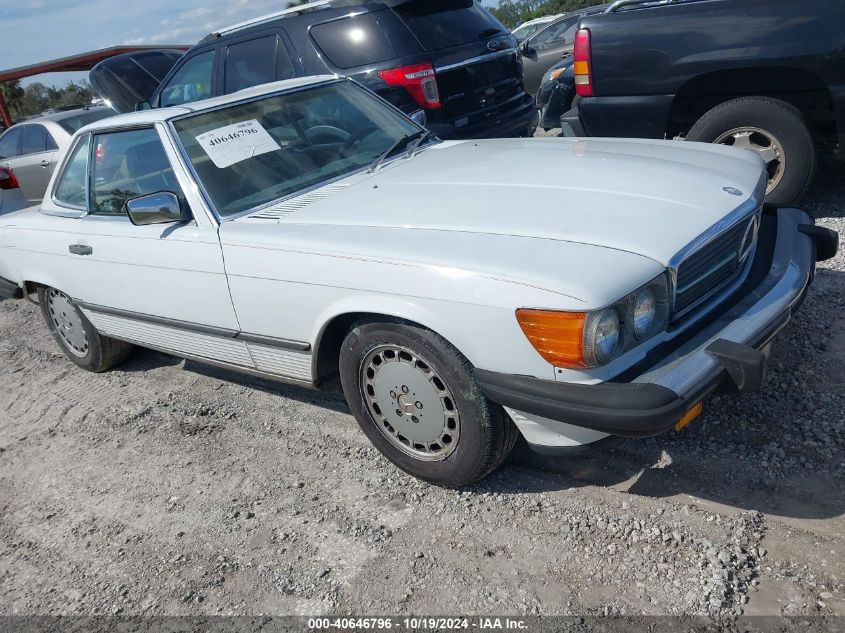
[478,207,839,442]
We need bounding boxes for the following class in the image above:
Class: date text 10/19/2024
[307,617,529,630]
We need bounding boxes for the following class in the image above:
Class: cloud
[1,0,285,83]
[122,0,283,45]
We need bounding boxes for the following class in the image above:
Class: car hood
[246,137,765,267]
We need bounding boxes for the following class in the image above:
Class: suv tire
[686,96,815,205]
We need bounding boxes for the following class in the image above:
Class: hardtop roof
[74,75,340,135]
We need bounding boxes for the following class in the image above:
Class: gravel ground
[0,156,842,621]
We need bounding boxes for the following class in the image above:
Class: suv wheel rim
[360,344,460,462]
[47,289,88,358]
[714,127,785,195]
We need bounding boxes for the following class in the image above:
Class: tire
[38,287,132,372]
[339,321,518,486]
[686,96,815,205]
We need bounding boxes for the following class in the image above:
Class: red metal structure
[0,45,189,127]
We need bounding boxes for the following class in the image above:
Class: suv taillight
[573,29,594,97]
[378,63,441,110]
[0,166,19,190]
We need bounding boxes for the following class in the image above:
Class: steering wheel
[304,125,351,145]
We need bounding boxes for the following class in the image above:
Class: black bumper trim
[559,106,585,137]
[798,224,839,262]
[477,369,694,437]
[0,276,23,300]
[477,319,790,438]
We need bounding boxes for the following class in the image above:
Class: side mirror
[409,110,427,127]
[125,192,190,226]
[135,101,152,112]
[519,40,535,56]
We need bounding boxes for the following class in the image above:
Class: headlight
[542,66,566,85]
[516,274,670,369]
[585,307,621,365]
[632,287,657,340]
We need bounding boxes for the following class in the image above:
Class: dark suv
[91,0,537,139]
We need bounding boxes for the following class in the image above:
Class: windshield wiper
[368,131,422,173]
[405,130,434,159]
[478,27,503,40]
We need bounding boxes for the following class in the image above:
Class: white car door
[47,125,250,366]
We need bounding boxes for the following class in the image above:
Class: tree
[490,0,601,28]
[0,80,25,119]
[1,78,98,119]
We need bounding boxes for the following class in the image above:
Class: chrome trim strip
[434,48,518,74]
[236,332,311,352]
[76,301,239,338]
[76,300,312,352]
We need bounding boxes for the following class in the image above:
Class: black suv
[91,0,537,139]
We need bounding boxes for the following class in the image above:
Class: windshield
[172,81,422,218]
[512,22,547,42]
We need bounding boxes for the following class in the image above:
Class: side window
[90,128,183,216]
[20,125,50,155]
[0,128,21,160]
[160,51,215,107]
[54,136,90,209]
[532,18,576,51]
[225,35,278,93]
[310,13,416,69]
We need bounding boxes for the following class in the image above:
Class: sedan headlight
[585,307,621,366]
[542,66,566,85]
[516,274,670,368]
[632,287,657,340]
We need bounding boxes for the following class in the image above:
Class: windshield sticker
[195,120,281,168]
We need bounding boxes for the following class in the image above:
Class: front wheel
[685,96,815,205]
[339,321,518,486]
[38,286,133,372]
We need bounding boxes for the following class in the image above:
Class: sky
[1,0,500,88]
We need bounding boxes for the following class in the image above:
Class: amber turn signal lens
[516,309,587,368]
[674,402,703,431]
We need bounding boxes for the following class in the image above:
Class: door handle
[40,160,51,168]
[68,244,93,256]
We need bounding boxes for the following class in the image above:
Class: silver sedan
[0,107,114,213]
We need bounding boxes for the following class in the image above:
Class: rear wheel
[686,96,815,205]
[339,321,518,486]
[38,287,132,372]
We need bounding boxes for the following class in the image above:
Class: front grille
[672,212,760,321]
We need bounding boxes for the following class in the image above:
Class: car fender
[310,291,558,381]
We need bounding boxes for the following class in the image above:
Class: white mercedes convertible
[0,77,837,485]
